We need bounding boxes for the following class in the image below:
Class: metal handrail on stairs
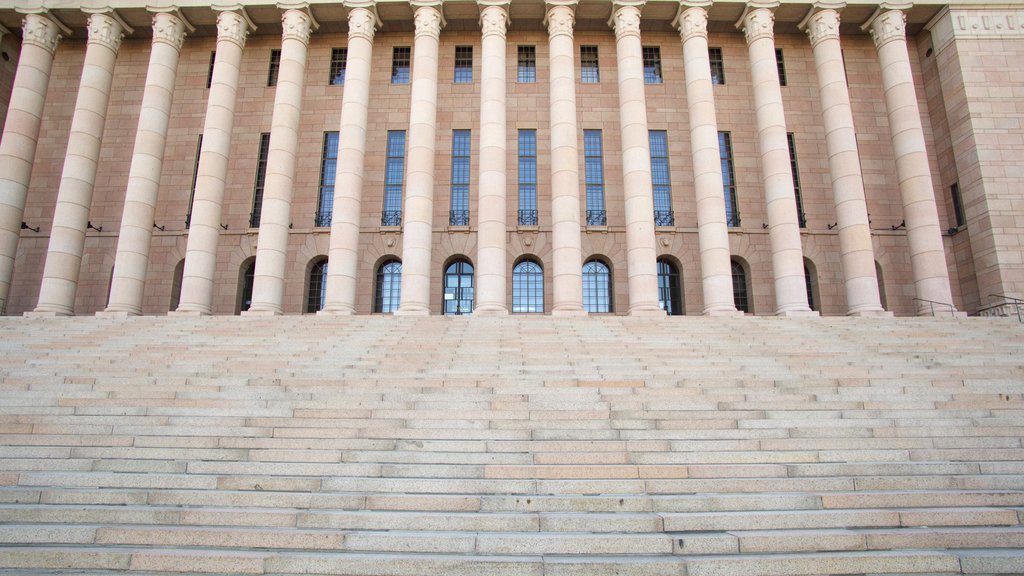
[986,294,1023,322]
[912,297,957,317]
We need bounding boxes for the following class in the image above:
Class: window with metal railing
[449,130,471,226]
[518,130,538,225]
[315,132,339,227]
[719,131,740,227]
[382,131,406,226]
[787,133,806,228]
[649,130,674,226]
[584,130,606,226]
[249,134,271,228]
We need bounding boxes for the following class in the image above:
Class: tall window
[775,48,787,86]
[512,259,544,313]
[580,46,599,83]
[239,259,255,314]
[316,132,339,227]
[392,46,411,84]
[950,182,966,228]
[329,48,347,85]
[307,259,328,313]
[450,130,471,226]
[186,135,202,229]
[518,130,538,225]
[267,49,281,87]
[382,131,406,226]
[732,259,749,313]
[650,131,674,226]
[643,46,663,84]
[584,130,606,226]
[374,260,402,313]
[787,133,806,228]
[709,47,725,85]
[804,260,818,312]
[250,133,271,228]
[170,259,184,311]
[583,260,612,313]
[454,46,473,83]
[518,46,536,83]
[719,132,739,227]
[206,51,216,89]
[444,259,474,315]
[657,258,682,316]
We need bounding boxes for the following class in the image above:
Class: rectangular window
[584,130,606,226]
[775,48,788,86]
[643,46,663,84]
[518,129,538,225]
[391,46,411,84]
[518,46,536,83]
[709,47,725,85]
[206,51,216,89]
[649,130,674,227]
[267,49,281,87]
[329,48,347,85]
[382,131,406,226]
[250,133,271,228]
[580,45,599,83]
[454,46,473,84]
[719,131,739,227]
[450,130,471,226]
[316,132,339,227]
[950,182,966,228]
[186,135,202,229]
[787,133,806,228]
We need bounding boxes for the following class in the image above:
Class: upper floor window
[518,129,538,226]
[392,46,411,84]
[787,133,806,228]
[250,133,271,228]
[329,48,347,85]
[206,51,216,88]
[643,47,663,84]
[450,130,471,226]
[709,47,725,85]
[649,130,673,227]
[775,48,787,86]
[580,46,599,83]
[267,49,281,87]
[584,130,606,226]
[316,132,339,227]
[382,131,406,226]
[518,46,536,83]
[454,46,473,83]
[186,135,202,229]
[950,182,966,228]
[719,131,740,227]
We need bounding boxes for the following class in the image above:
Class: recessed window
[374,260,402,313]
[267,49,281,87]
[518,130,538,225]
[775,48,787,86]
[512,259,544,313]
[449,130,471,226]
[583,260,612,313]
[239,259,255,314]
[657,259,682,316]
[392,46,411,84]
[444,259,474,316]
[185,135,202,229]
[249,133,271,228]
[518,46,536,83]
[307,259,328,313]
[206,51,216,88]
[649,131,673,227]
[732,259,749,313]
[643,46,663,84]
[950,182,966,228]
[382,131,406,226]
[454,46,473,84]
[584,130,606,226]
[719,131,739,227]
[580,46,599,83]
[787,133,806,228]
[315,132,339,227]
[329,48,347,85]
[709,47,725,85]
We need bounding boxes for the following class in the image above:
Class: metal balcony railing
[315,209,332,228]
[381,210,402,227]
[518,210,538,226]
[449,210,470,226]
[654,210,674,227]
[586,209,607,226]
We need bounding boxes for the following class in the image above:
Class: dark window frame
[787,133,806,228]
[584,130,606,226]
[382,131,406,226]
[642,46,663,84]
[709,47,725,85]
[267,49,281,87]
[449,129,471,226]
[329,48,347,85]
[583,259,612,313]
[649,130,674,227]
[518,129,538,225]
[719,131,740,227]
[374,259,402,313]
[517,45,536,83]
[249,133,271,228]
[950,182,966,228]
[391,46,411,84]
[512,259,544,313]
[454,45,473,84]
[315,132,339,227]
[580,45,599,83]
[732,259,749,313]
[775,48,787,86]
[307,259,328,313]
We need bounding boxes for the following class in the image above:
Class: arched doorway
[444,259,474,315]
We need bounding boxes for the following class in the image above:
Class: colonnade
[0,1,955,316]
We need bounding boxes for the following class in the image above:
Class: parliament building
[0,0,1020,318]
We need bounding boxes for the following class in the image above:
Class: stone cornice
[927,7,1024,54]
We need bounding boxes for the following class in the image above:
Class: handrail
[989,294,1023,322]
[912,297,957,317]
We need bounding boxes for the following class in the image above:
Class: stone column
[547,1,586,315]
[473,1,510,315]
[738,4,812,316]
[395,3,444,316]
[802,7,887,316]
[103,11,187,316]
[0,12,63,315]
[674,3,738,315]
[611,2,663,316]
[33,11,128,316]
[321,4,378,315]
[246,8,314,316]
[865,8,956,315]
[174,9,251,315]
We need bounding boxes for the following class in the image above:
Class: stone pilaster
[0,12,63,315]
[246,7,315,315]
[174,9,252,315]
[395,3,444,316]
[104,10,188,316]
[34,11,128,316]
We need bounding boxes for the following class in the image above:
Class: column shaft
[174,10,249,315]
[247,9,312,315]
[395,4,443,316]
[34,12,124,316]
[740,6,811,316]
[547,2,585,315]
[676,6,738,315]
[322,6,377,315]
[868,9,956,315]
[104,12,185,316]
[474,3,509,315]
[0,13,61,315]
[804,9,885,315]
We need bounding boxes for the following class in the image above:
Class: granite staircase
[0,315,1023,575]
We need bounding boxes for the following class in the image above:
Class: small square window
[267,49,281,87]
[642,46,663,84]
[775,48,787,86]
[518,46,536,83]
[392,46,411,84]
[454,46,473,84]
[709,47,725,85]
[580,46,599,83]
[329,48,347,85]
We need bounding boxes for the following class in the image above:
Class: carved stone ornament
[281,9,312,44]
[741,8,775,44]
[480,5,508,38]
[414,5,443,39]
[22,13,61,54]
[87,12,125,52]
[347,7,377,42]
[216,10,249,48]
[612,5,642,40]
[152,12,186,51]
[805,9,840,46]
[676,7,708,41]
[546,5,575,38]
[869,9,906,48]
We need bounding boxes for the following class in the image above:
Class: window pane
[518,130,538,224]
[454,46,473,83]
[307,260,328,313]
[267,49,281,87]
[375,261,402,313]
[392,46,411,84]
[329,48,347,85]
[316,132,339,227]
[250,133,271,228]
[512,260,544,313]
[732,260,748,313]
[583,260,611,313]
[719,131,739,227]
[709,47,725,85]
[649,131,673,226]
[383,131,406,225]
[787,133,806,228]
[584,131,605,224]
[642,46,662,84]
[775,48,787,86]
[450,130,471,225]
[580,46,599,83]
[518,46,536,83]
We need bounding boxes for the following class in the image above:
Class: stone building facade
[0,0,1019,317]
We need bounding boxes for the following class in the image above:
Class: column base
[776,309,820,318]
[703,308,744,317]
[317,308,356,316]
[551,306,588,317]
[848,309,894,318]
[628,306,667,317]
[96,310,133,319]
[473,305,509,316]
[168,309,209,317]
[24,310,70,318]
[242,308,282,317]
[394,305,430,317]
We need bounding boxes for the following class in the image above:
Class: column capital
[544,2,577,39]
[151,11,188,51]
[610,3,643,40]
[85,12,127,53]
[413,4,445,39]
[736,5,777,45]
[214,8,256,48]
[346,6,380,42]
[863,8,907,49]
[673,5,708,41]
[20,12,64,54]
[800,7,841,46]
[281,8,315,44]
[478,3,509,38]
